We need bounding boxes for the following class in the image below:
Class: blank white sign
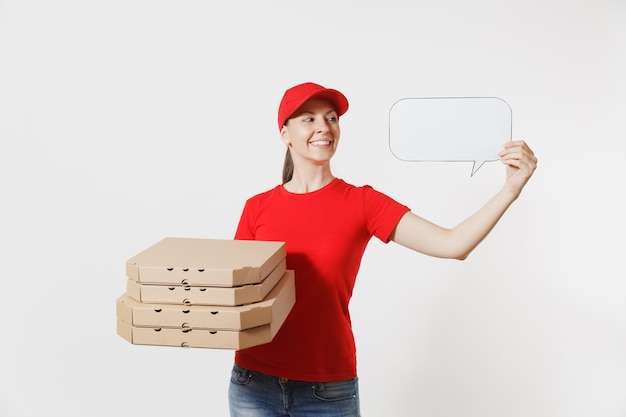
[389,97,512,176]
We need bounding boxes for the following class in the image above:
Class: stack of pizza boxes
[116,237,295,350]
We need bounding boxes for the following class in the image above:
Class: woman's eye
[327,116,337,122]
[303,117,314,122]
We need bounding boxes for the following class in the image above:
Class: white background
[1,1,625,416]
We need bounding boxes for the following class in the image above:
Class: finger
[504,139,522,146]
[499,144,535,160]
[501,155,522,169]
[499,144,520,157]
[502,140,526,149]
[501,153,536,170]
[499,149,523,162]
[503,153,537,175]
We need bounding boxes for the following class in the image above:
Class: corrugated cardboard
[117,271,295,350]
[126,237,286,287]
[126,258,286,306]
[117,320,275,350]
[117,270,295,330]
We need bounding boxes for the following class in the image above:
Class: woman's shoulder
[337,178,407,207]
[335,178,377,193]
[244,183,283,203]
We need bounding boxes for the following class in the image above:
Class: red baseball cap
[277,82,349,131]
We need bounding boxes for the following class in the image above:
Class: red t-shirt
[234,178,410,382]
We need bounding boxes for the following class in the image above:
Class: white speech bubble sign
[389,97,512,176]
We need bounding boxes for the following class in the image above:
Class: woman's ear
[280,126,291,146]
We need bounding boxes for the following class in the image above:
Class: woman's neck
[283,167,335,194]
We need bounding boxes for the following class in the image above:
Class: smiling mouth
[309,140,332,146]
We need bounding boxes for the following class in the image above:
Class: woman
[230,82,537,417]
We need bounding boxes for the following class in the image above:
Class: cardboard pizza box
[126,237,286,287]
[117,270,295,330]
[117,271,296,350]
[117,320,276,350]
[125,258,286,306]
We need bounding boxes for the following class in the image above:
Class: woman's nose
[315,119,330,132]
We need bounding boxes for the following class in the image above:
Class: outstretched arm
[389,140,538,260]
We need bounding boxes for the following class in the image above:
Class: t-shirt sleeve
[362,186,411,243]
[234,199,256,240]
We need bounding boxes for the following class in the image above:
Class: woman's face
[281,98,341,166]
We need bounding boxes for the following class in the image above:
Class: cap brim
[306,89,349,117]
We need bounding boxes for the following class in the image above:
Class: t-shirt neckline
[279,177,341,196]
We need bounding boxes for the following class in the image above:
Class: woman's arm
[389,140,538,260]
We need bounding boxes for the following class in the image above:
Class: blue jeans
[229,364,361,417]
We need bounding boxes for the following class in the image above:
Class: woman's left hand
[498,140,538,197]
